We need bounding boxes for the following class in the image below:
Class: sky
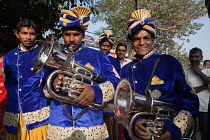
[85,14,210,61]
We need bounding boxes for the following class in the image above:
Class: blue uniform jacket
[120,52,199,140]
[3,44,50,133]
[47,44,120,140]
[107,55,121,74]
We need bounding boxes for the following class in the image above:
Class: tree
[94,0,207,65]
[0,0,96,39]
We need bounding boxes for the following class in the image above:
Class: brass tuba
[33,34,107,110]
[114,79,195,139]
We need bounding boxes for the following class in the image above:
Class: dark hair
[189,47,203,56]
[116,43,127,50]
[130,29,155,40]
[15,19,37,33]
[204,60,210,64]
[61,26,85,36]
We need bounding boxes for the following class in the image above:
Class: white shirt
[120,58,132,68]
[184,66,210,112]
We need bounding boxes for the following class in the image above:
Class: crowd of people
[0,4,209,140]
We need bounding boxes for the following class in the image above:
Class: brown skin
[53,28,95,106]
[131,30,171,140]
[116,45,127,64]
[130,30,154,60]
[189,52,210,93]
[14,27,37,51]
[100,41,112,55]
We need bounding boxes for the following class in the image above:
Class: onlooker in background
[184,47,210,140]
[99,30,121,140]
[203,59,210,67]
[99,30,121,74]
[0,40,7,140]
[115,43,131,68]
[3,19,50,140]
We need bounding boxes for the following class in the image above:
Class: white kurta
[184,66,210,112]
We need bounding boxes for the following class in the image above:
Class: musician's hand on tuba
[155,130,171,140]
[75,84,96,106]
[134,119,152,140]
[53,74,64,92]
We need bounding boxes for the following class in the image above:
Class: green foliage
[0,0,96,40]
[94,0,206,64]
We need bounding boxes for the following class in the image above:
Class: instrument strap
[62,102,87,120]
[143,55,161,111]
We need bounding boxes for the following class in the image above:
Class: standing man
[99,30,121,140]
[115,43,131,68]
[184,47,210,140]
[120,9,199,140]
[47,6,120,140]
[99,30,121,74]
[3,19,50,139]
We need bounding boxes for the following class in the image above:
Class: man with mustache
[3,19,50,139]
[119,9,199,140]
[184,47,210,140]
[47,6,120,140]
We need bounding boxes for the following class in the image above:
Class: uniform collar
[18,43,38,52]
[134,50,155,60]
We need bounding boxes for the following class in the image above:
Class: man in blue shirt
[3,19,50,140]
[47,6,120,140]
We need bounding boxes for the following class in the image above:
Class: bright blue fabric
[103,55,121,116]
[3,44,50,133]
[107,55,121,74]
[120,53,199,140]
[49,45,120,139]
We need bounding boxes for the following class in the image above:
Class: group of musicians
[1,2,210,140]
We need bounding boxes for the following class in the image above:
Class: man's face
[116,46,127,60]
[62,29,84,52]
[130,30,154,57]
[100,42,112,55]
[189,52,203,66]
[15,27,37,50]
[204,61,210,66]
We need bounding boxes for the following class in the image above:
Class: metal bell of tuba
[33,34,107,110]
[114,79,195,140]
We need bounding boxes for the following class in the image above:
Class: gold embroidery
[143,50,154,60]
[47,123,109,140]
[173,110,194,136]
[99,81,115,103]
[3,112,19,127]
[112,67,120,78]
[85,63,94,70]
[151,75,164,85]
[23,106,50,125]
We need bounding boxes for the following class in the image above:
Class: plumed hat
[99,30,115,46]
[59,6,91,30]
[127,9,156,40]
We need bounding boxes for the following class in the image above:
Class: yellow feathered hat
[59,6,91,30]
[99,30,115,46]
[127,9,156,40]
